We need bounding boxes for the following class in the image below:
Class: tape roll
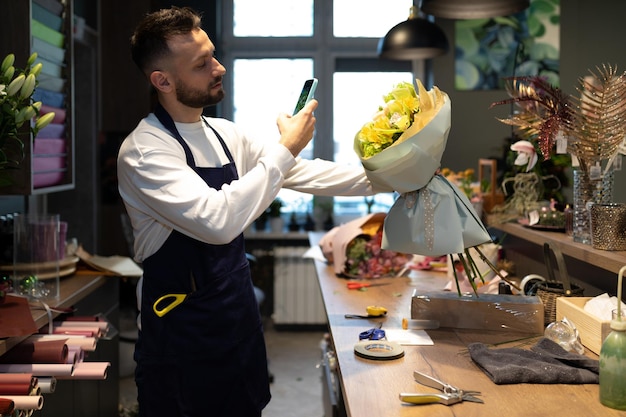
[354,340,405,361]
[520,274,546,295]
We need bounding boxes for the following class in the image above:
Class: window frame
[219,0,427,216]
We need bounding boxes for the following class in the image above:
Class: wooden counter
[309,232,624,417]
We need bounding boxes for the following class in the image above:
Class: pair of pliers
[399,371,483,405]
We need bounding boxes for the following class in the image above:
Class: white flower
[511,140,538,171]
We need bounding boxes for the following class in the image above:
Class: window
[222,0,418,225]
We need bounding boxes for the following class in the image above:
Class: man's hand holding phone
[293,78,318,115]
[278,79,319,157]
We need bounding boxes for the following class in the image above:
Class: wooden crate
[556,297,611,355]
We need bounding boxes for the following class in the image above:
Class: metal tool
[399,371,483,405]
[346,281,389,290]
[345,305,388,319]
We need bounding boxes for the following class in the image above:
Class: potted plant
[0,52,55,186]
[268,198,284,233]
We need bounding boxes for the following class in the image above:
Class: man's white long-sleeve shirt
[117,113,384,262]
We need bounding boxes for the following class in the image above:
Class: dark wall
[101,0,219,134]
[433,0,626,203]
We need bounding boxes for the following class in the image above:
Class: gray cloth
[468,337,599,385]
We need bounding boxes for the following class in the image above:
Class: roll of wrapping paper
[0,363,73,376]
[37,377,56,394]
[57,361,110,380]
[26,334,97,351]
[66,346,84,364]
[0,395,43,410]
[51,323,105,337]
[0,398,15,415]
[52,328,96,337]
[0,339,68,364]
[54,319,110,331]
[0,374,36,395]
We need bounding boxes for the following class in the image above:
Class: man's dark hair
[130,6,202,75]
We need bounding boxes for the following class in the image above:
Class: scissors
[359,323,386,340]
[399,371,483,406]
[347,281,389,290]
[153,293,187,317]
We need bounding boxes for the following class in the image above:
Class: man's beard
[175,78,224,108]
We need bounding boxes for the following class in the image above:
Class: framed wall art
[455,0,560,91]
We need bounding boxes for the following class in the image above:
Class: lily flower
[511,140,538,171]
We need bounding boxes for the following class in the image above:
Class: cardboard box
[411,292,544,334]
[556,297,611,355]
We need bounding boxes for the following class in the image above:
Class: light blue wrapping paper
[355,90,492,256]
[382,175,491,256]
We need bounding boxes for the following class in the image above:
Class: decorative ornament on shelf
[491,65,626,243]
[0,52,55,186]
[492,65,626,177]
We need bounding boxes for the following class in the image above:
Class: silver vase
[572,169,614,244]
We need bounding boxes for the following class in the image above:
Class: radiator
[273,246,327,325]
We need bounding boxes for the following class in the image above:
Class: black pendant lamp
[377,6,449,60]
[421,0,530,20]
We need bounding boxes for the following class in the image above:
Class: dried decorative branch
[564,64,626,172]
[490,76,572,160]
[492,65,626,174]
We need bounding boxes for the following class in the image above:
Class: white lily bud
[3,65,15,81]
[27,52,38,66]
[6,74,25,96]
[0,54,15,74]
[32,101,42,111]
[20,74,36,99]
[30,63,43,78]
[35,111,55,132]
[15,106,30,125]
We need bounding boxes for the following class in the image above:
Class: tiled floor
[118,314,326,417]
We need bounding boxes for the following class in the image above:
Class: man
[118,6,390,416]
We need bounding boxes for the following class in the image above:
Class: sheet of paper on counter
[384,328,434,346]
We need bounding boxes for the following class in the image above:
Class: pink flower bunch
[344,230,411,279]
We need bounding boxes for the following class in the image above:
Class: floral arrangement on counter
[352,80,516,295]
[344,229,412,279]
[319,212,413,279]
[0,52,55,184]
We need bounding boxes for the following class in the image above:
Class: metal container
[590,203,626,251]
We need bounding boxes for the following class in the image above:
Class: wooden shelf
[0,273,107,356]
[492,222,626,274]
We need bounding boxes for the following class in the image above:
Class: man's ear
[150,71,172,93]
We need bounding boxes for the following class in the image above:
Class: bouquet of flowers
[354,80,508,294]
[0,52,55,181]
[319,212,412,279]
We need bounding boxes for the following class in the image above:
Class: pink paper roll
[0,395,43,410]
[53,320,110,331]
[26,335,97,351]
[0,363,73,376]
[56,362,110,380]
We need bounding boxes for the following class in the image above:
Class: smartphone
[293,78,318,115]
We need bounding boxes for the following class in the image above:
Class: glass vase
[572,169,614,244]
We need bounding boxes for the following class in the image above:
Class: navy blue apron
[134,104,270,417]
